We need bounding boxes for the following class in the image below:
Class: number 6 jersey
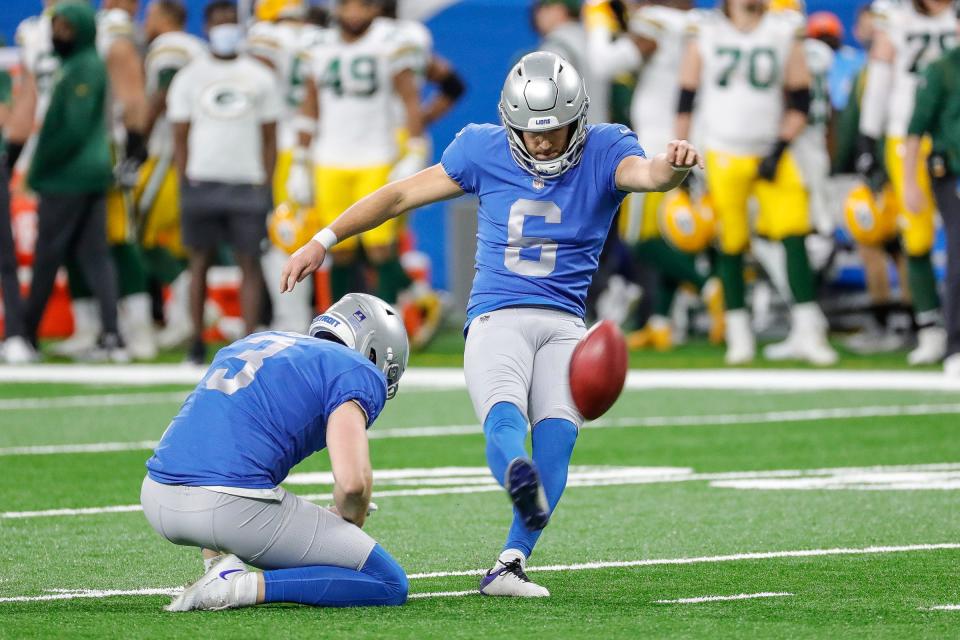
[305,19,412,167]
[694,9,804,156]
[146,332,387,491]
[441,124,645,329]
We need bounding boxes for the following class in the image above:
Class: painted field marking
[407,590,477,600]
[0,392,188,411]
[4,365,960,391]
[927,604,960,611]
[6,462,960,520]
[655,592,793,604]
[7,402,960,456]
[0,543,957,604]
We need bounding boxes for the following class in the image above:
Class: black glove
[757,139,788,181]
[115,130,148,189]
[5,142,24,174]
[854,135,884,188]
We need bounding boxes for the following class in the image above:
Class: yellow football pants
[705,149,810,254]
[315,164,396,250]
[886,136,937,257]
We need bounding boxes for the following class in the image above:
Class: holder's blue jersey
[441,123,645,329]
[146,332,387,489]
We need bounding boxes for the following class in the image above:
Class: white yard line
[0,392,188,411]
[407,590,477,600]
[7,402,960,457]
[927,604,960,611]
[0,543,956,604]
[6,462,960,519]
[406,543,960,579]
[2,365,960,390]
[655,592,793,604]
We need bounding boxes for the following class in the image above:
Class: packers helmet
[843,183,898,246]
[658,189,715,253]
[769,0,806,12]
[255,0,306,22]
[268,201,316,255]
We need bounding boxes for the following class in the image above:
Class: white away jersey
[695,9,804,155]
[146,31,207,157]
[874,1,957,137]
[629,5,694,152]
[15,13,58,122]
[306,20,415,166]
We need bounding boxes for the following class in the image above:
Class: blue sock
[262,544,408,607]
[503,418,578,557]
[483,402,529,486]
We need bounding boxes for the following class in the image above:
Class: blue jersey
[441,123,645,329]
[146,332,387,489]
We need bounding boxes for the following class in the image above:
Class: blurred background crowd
[1,0,959,374]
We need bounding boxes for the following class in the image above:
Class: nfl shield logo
[532,177,545,191]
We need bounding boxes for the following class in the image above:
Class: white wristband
[312,227,337,250]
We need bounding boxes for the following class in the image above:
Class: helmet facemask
[499,51,591,180]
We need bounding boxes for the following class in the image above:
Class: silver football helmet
[498,50,590,179]
[309,293,409,399]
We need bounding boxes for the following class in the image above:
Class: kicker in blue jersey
[146,331,387,489]
[441,123,645,329]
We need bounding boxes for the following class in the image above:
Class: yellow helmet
[268,201,316,255]
[843,183,898,246]
[769,0,806,12]
[255,0,306,22]
[658,189,715,253]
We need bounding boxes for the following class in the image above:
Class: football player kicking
[281,51,702,597]
[140,293,410,611]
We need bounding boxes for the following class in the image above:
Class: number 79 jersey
[305,20,411,167]
[441,123,645,329]
[695,9,804,156]
[146,332,387,489]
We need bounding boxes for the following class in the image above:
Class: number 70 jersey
[695,9,804,156]
[441,123,645,330]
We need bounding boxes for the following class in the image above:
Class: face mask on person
[208,23,243,57]
[51,35,75,57]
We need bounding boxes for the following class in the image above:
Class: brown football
[569,320,628,420]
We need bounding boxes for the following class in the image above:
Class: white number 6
[205,334,296,395]
[504,199,561,277]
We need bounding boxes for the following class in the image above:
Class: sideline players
[139,0,207,348]
[289,0,426,307]
[677,0,836,365]
[281,51,703,596]
[856,0,956,365]
[141,293,409,611]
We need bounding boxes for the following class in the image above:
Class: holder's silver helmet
[499,51,590,179]
[309,293,409,399]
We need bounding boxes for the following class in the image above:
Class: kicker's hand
[665,139,705,171]
[280,240,326,293]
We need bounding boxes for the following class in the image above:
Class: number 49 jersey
[306,20,412,166]
[146,332,387,489]
[441,124,645,329]
[695,9,804,156]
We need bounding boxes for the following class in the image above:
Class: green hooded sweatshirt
[27,1,113,194]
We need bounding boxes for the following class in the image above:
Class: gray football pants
[464,307,586,427]
[140,476,376,571]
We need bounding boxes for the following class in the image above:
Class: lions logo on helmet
[843,183,898,247]
[268,202,316,255]
[658,190,715,253]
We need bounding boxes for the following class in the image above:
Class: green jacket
[909,46,960,177]
[27,1,113,194]
[0,70,11,157]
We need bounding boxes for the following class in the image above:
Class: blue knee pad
[483,401,529,486]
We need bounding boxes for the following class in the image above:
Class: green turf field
[1,378,959,638]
